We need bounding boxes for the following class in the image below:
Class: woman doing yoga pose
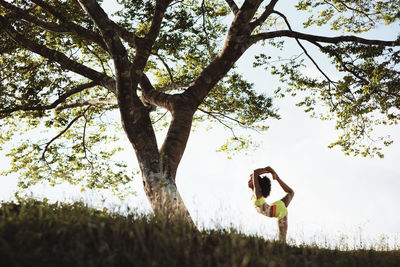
[248,166,294,243]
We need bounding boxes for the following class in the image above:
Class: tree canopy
[0,0,399,215]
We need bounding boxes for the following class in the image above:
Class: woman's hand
[264,166,277,180]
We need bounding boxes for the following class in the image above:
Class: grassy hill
[0,200,399,267]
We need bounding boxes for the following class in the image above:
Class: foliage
[253,0,400,157]
[0,0,280,194]
[1,199,400,267]
[296,0,400,33]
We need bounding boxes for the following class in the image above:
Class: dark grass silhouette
[0,199,399,267]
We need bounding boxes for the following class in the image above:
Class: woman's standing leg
[277,214,288,243]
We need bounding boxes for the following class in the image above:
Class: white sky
[1,1,400,249]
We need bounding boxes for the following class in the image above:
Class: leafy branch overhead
[0,0,399,198]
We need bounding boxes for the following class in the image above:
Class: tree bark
[134,96,195,222]
[129,103,194,222]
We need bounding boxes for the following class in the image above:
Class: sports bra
[253,197,287,220]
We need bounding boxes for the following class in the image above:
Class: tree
[1,0,399,220]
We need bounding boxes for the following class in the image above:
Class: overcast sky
[1,1,399,249]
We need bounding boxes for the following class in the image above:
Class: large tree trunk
[144,102,195,221]
[142,171,191,220]
[121,91,195,222]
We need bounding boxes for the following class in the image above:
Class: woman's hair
[258,175,271,198]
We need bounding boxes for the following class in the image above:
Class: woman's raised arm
[266,166,295,207]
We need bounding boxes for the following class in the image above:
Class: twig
[155,53,174,84]
[201,0,212,54]
[335,0,376,25]
[82,108,94,169]
[154,111,168,124]
[41,106,90,162]
[199,108,238,138]
[272,10,338,87]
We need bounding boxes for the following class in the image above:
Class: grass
[0,199,399,267]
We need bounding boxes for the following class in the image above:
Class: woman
[248,166,294,243]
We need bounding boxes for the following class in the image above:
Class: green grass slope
[0,200,399,267]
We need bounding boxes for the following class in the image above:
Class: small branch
[198,108,238,138]
[334,0,376,25]
[87,46,109,74]
[55,98,118,111]
[155,53,174,83]
[154,111,168,124]
[224,0,239,15]
[322,0,341,13]
[200,107,253,129]
[82,110,94,169]
[41,106,90,162]
[0,82,98,115]
[310,40,369,85]
[201,0,212,54]
[157,82,193,92]
[249,0,279,31]
[273,10,337,86]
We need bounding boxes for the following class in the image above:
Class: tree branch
[131,0,173,79]
[334,0,376,25]
[249,0,279,31]
[0,15,115,91]
[55,98,118,111]
[250,29,400,46]
[30,0,70,22]
[224,0,239,15]
[158,82,193,92]
[82,111,94,169]
[0,82,98,115]
[54,82,194,111]
[145,0,173,42]
[198,108,239,138]
[140,74,173,110]
[0,0,64,30]
[310,40,369,85]
[41,106,90,162]
[76,0,129,61]
[20,0,109,51]
[272,10,337,86]
[155,53,174,83]
[199,108,253,129]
